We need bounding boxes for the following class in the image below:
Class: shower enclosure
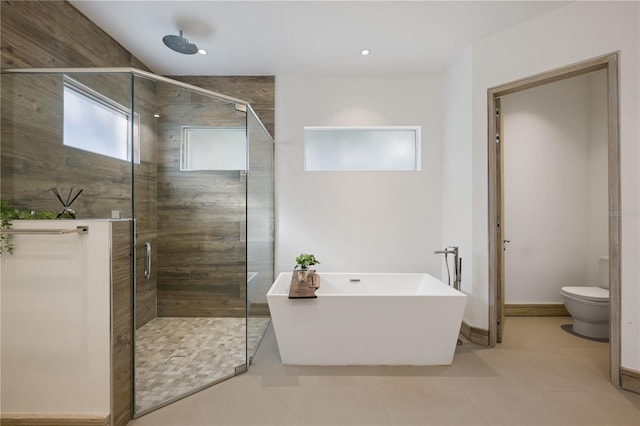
[1,69,274,417]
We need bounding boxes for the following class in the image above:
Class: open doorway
[487,53,621,386]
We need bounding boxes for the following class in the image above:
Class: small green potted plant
[295,253,320,283]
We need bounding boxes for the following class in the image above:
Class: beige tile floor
[135,317,271,414]
[129,317,640,425]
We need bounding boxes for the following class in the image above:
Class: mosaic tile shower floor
[135,317,270,413]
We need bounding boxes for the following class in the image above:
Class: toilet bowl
[560,257,609,339]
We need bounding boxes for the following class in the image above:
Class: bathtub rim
[267,271,466,298]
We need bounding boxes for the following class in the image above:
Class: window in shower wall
[304,126,421,171]
[63,77,140,163]
[180,127,247,171]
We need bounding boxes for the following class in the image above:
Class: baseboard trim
[621,367,640,394]
[505,304,569,317]
[0,414,110,426]
[460,319,490,346]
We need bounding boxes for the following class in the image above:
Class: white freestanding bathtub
[266,272,467,366]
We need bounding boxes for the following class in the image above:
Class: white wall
[1,220,111,415]
[502,73,607,304]
[442,45,475,318]
[448,1,639,370]
[275,74,443,276]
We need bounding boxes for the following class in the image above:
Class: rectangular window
[304,126,421,171]
[180,127,247,171]
[63,77,139,163]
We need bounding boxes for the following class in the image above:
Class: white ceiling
[69,1,570,76]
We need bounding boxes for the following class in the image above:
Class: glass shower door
[246,108,275,362]
[132,74,249,415]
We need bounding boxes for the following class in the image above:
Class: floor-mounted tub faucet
[434,246,462,291]
[435,247,464,347]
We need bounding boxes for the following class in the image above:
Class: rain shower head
[162,30,198,55]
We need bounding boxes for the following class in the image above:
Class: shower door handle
[144,242,152,279]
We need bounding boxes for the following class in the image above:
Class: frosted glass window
[63,79,139,163]
[304,126,421,171]
[181,127,247,171]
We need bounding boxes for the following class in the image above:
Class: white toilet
[560,256,610,339]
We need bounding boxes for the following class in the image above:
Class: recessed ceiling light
[198,49,207,55]
[360,49,371,56]
[153,113,160,118]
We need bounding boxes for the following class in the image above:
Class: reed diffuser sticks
[50,187,83,219]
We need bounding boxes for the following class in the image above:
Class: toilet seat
[561,286,609,303]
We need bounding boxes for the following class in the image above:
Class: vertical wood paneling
[111,220,133,426]
[605,54,622,387]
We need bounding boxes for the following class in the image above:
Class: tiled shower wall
[155,84,248,318]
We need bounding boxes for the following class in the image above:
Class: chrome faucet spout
[434,249,456,255]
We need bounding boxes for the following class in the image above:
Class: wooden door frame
[487,52,621,386]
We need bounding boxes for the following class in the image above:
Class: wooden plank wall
[155,85,248,318]
[1,73,133,216]
[164,78,275,319]
[111,220,133,426]
[0,1,148,70]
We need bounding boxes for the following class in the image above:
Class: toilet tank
[599,256,609,289]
